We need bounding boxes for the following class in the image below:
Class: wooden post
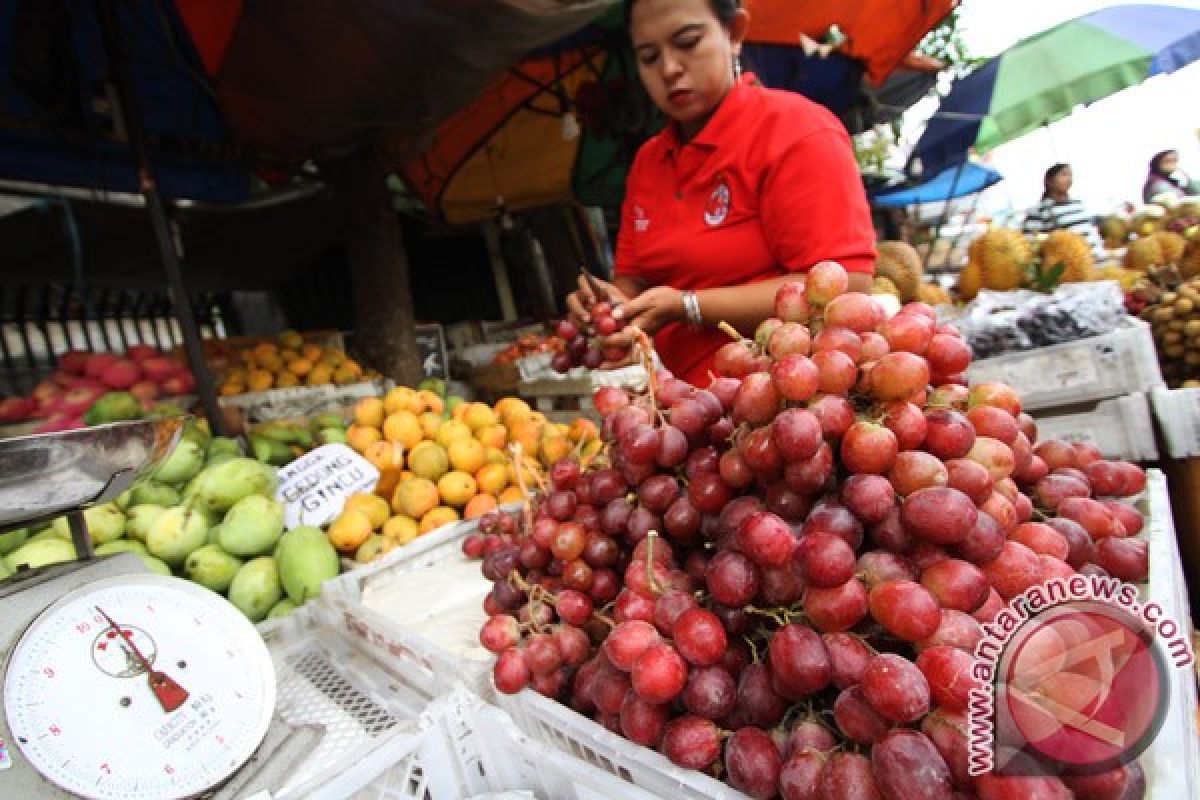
[481,219,518,322]
[321,148,422,386]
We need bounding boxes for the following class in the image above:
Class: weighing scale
[0,421,331,799]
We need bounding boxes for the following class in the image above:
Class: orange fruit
[464,493,498,519]
[288,358,314,377]
[220,382,245,397]
[328,509,374,552]
[418,411,443,440]
[305,364,333,386]
[484,447,508,466]
[333,365,362,385]
[476,424,508,450]
[435,420,472,449]
[419,506,460,535]
[382,515,420,545]
[447,437,485,474]
[451,401,470,422]
[383,411,423,450]
[384,386,421,415]
[346,424,383,453]
[408,441,449,481]
[276,371,300,388]
[476,463,509,495]
[392,477,439,518]
[253,342,278,361]
[364,440,406,474]
[498,486,526,505]
[278,330,304,350]
[375,470,400,502]
[569,417,600,443]
[506,456,542,490]
[280,348,301,363]
[540,435,572,467]
[463,402,498,432]
[417,390,444,415]
[344,493,391,529]
[301,343,324,363]
[437,471,478,508]
[355,397,386,428]
[258,354,284,373]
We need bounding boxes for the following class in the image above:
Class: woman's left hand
[609,287,684,343]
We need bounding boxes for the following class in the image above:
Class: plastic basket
[1031,393,1158,462]
[318,515,496,702]
[412,688,660,800]
[1150,386,1200,459]
[966,318,1163,412]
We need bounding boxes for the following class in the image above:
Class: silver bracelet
[682,290,703,327]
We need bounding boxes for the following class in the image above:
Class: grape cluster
[552,300,632,373]
[469,261,1151,800]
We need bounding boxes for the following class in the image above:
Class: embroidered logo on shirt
[633,205,650,233]
[704,179,731,226]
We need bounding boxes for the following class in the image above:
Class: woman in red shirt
[567,0,876,387]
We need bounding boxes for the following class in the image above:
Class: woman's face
[629,0,748,134]
[1051,167,1073,194]
[1160,152,1179,174]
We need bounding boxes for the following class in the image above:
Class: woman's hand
[565,273,630,330]
[611,286,684,339]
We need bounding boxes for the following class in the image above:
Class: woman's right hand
[566,273,631,331]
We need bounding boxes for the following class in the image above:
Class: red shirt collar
[659,72,757,159]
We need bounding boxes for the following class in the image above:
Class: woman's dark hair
[623,0,741,30]
[1042,163,1070,199]
[1149,150,1178,177]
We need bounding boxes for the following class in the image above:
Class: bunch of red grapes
[468,260,1151,800]
[552,299,632,373]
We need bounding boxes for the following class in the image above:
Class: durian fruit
[1181,237,1200,280]
[917,281,951,306]
[968,228,1030,291]
[1124,236,1170,271]
[874,241,923,302]
[870,276,902,300]
[1099,215,1130,248]
[1155,231,1186,264]
[1131,205,1167,237]
[958,260,984,301]
[1039,230,1095,283]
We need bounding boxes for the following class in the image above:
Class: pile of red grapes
[553,298,632,373]
[467,260,1152,800]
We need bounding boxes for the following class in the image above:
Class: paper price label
[276,444,379,529]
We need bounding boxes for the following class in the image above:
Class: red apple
[52,370,76,388]
[59,350,91,375]
[66,377,104,392]
[100,359,141,390]
[162,371,195,396]
[0,397,34,423]
[139,356,180,382]
[126,344,160,361]
[58,386,105,417]
[84,353,119,379]
[129,380,159,404]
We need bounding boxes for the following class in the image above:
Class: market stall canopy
[184,0,619,164]
[913,4,1200,178]
[400,1,953,222]
[872,162,1003,208]
[0,0,251,203]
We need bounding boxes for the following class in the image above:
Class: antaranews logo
[968,574,1193,778]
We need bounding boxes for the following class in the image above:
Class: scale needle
[95,606,189,713]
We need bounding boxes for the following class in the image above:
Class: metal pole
[922,161,968,270]
[96,0,224,435]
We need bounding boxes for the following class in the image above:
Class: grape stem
[632,326,662,415]
[644,530,665,595]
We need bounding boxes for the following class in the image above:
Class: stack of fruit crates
[966,318,1163,461]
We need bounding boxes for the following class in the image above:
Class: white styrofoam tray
[1032,392,1158,462]
[1150,386,1200,459]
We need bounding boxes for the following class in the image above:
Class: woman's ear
[728,9,750,50]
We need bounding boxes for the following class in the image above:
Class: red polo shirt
[615,74,876,387]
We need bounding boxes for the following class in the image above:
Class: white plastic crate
[966,318,1163,411]
[318,515,497,702]
[1150,386,1200,459]
[1032,392,1158,462]
[413,688,660,800]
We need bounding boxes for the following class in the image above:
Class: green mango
[419,378,447,397]
[51,504,126,545]
[0,557,12,581]
[83,392,142,426]
[126,505,167,542]
[6,538,76,570]
[219,496,284,557]
[184,544,244,593]
[267,598,299,619]
[145,507,209,567]
[183,458,277,516]
[207,523,224,546]
[129,482,182,507]
[228,557,282,622]
[30,527,67,543]
[276,526,340,604]
[316,427,347,445]
[113,489,134,510]
[308,413,346,433]
[139,555,172,576]
[180,419,212,451]
[95,540,149,557]
[355,533,384,564]
[0,528,29,556]
[153,439,206,486]
[206,436,243,461]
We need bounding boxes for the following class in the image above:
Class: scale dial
[4,574,275,799]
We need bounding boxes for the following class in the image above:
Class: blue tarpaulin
[872,162,1003,207]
